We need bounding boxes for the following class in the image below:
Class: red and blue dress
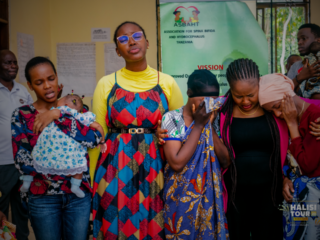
[92,73,168,240]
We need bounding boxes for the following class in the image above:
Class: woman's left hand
[33,109,60,135]
[310,117,320,140]
[283,177,294,203]
[156,120,168,145]
[281,93,298,127]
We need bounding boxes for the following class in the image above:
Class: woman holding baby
[11,56,103,240]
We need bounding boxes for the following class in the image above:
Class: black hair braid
[264,111,282,205]
[221,59,281,207]
[221,89,237,203]
[225,59,259,85]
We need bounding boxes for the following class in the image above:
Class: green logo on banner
[160,1,268,103]
[173,6,200,27]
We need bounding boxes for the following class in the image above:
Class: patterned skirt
[92,132,165,240]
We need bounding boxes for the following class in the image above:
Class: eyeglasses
[117,31,144,45]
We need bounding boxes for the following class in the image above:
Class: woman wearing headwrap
[259,73,320,240]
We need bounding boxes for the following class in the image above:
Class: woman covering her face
[259,73,320,240]
[159,70,230,239]
[90,21,183,239]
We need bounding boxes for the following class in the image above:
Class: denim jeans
[28,192,91,240]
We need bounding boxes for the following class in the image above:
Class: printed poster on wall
[104,43,125,76]
[91,28,111,42]
[160,1,268,102]
[57,43,96,96]
[17,32,35,83]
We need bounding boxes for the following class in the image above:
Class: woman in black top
[220,59,283,239]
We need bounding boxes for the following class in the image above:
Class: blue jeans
[28,192,91,240]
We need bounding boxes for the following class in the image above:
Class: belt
[108,128,156,134]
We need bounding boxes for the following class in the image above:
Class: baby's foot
[20,181,31,193]
[71,185,85,198]
[70,177,85,198]
[19,175,33,193]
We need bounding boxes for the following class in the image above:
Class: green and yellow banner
[160,1,268,102]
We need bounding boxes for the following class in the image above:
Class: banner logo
[173,6,200,27]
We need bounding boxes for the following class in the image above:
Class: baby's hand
[33,109,61,134]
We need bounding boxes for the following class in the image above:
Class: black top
[231,115,274,185]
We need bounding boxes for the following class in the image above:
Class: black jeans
[0,164,29,240]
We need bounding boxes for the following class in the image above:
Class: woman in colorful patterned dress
[91,21,183,239]
[11,57,102,240]
[160,70,230,239]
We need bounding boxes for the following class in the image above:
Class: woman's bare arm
[163,102,211,172]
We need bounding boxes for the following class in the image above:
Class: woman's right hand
[283,177,294,203]
[156,120,168,145]
[281,94,298,127]
[33,109,61,135]
[193,101,212,128]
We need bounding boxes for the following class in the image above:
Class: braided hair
[220,59,282,207]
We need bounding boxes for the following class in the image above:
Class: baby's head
[309,42,320,54]
[57,94,83,112]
